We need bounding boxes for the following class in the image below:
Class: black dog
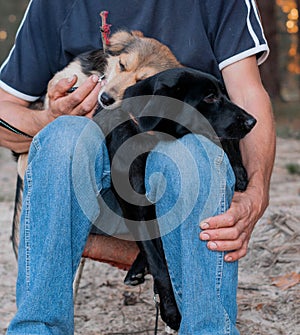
[94,67,256,330]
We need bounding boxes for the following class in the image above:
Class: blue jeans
[7,116,239,335]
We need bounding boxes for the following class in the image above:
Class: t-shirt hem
[219,45,269,71]
[0,80,40,102]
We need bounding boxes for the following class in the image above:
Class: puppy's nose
[100,92,115,106]
[244,117,257,131]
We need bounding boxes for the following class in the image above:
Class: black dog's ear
[123,67,184,100]
[138,94,184,133]
[122,69,187,133]
[150,68,191,102]
[121,76,162,132]
[121,83,160,132]
[130,95,163,132]
[138,115,162,132]
[123,77,156,99]
[152,70,180,94]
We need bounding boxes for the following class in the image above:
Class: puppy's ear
[131,30,144,37]
[107,30,143,55]
[107,30,134,54]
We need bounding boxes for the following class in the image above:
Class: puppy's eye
[119,60,126,71]
[203,93,218,104]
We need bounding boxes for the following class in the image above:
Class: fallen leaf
[271,272,300,290]
[255,303,264,311]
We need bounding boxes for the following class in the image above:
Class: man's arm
[0,75,101,153]
[0,89,32,152]
[199,55,276,262]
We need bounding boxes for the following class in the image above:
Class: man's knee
[31,116,104,158]
[37,116,90,145]
[145,134,230,203]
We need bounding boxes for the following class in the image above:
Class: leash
[0,118,33,138]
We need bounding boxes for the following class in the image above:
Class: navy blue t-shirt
[0,0,269,102]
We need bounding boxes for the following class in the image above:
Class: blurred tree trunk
[296,0,300,92]
[297,0,300,47]
[257,0,281,99]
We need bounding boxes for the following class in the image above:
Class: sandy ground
[0,137,299,335]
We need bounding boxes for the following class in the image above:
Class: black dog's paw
[124,252,149,286]
[124,267,148,286]
[160,297,181,331]
[155,282,181,331]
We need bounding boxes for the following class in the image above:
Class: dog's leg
[108,134,181,330]
[221,140,248,191]
[123,250,149,286]
[134,234,182,332]
[121,202,181,331]
[136,236,181,331]
[113,184,181,329]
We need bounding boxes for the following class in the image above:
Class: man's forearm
[240,88,276,197]
[222,56,276,199]
[0,100,49,152]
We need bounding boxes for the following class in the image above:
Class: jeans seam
[24,164,33,293]
[32,136,41,151]
[215,153,232,335]
[23,136,41,292]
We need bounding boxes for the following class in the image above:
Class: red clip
[100,11,111,50]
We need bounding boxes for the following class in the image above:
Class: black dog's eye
[119,60,126,71]
[203,93,218,104]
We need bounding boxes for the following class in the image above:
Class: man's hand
[46,74,102,120]
[0,74,103,152]
[199,184,269,262]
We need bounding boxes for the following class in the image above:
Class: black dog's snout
[100,92,115,106]
[244,117,257,131]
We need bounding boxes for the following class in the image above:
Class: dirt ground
[0,137,299,335]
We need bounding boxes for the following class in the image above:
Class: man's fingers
[200,232,248,263]
[224,241,249,262]
[199,192,251,230]
[198,189,267,262]
[47,75,101,117]
[70,80,100,115]
[48,75,78,100]
[200,212,237,230]
[205,231,247,249]
[63,75,100,109]
[200,225,246,242]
